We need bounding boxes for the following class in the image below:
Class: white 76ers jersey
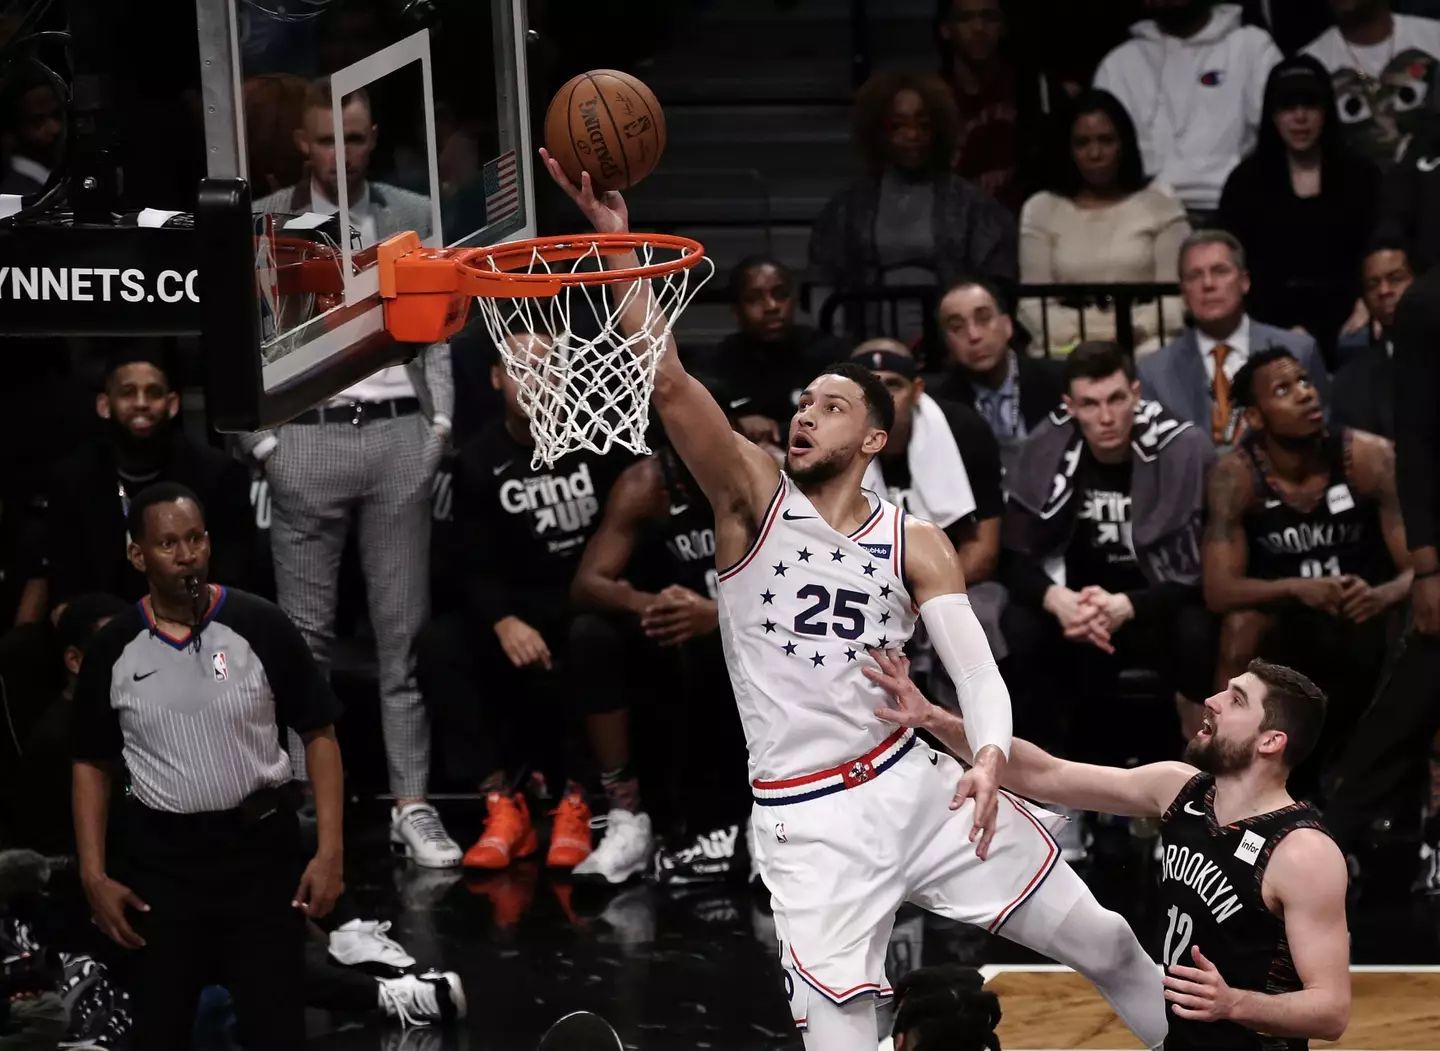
[717,474,917,781]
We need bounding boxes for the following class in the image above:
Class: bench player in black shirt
[865,649,1351,1050]
[573,421,753,884]
[1203,347,1412,794]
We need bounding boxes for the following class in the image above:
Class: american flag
[483,150,520,224]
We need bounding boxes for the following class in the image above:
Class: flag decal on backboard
[483,151,520,224]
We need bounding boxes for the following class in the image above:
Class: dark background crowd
[5,0,1440,1046]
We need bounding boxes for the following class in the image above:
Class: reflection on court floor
[978,965,1440,1050]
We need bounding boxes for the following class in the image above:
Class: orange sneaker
[546,790,593,868]
[463,793,538,869]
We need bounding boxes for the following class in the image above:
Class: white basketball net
[470,239,714,468]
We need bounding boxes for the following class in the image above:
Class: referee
[70,481,344,1051]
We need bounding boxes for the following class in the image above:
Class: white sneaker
[1416,842,1440,895]
[390,802,462,869]
[328,918,416,974]
[377,970,467,1027]
[571,809,654,885]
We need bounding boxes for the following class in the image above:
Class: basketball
[544,69,666,192]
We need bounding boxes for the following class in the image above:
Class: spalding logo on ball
[544,69,667,192]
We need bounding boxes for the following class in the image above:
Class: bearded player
[541,151,1167,1051]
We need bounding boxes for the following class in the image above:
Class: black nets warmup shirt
[1159,773,1328,1051]
[1064,450,1147,596]
[454,420,631,626]
[1239,429,1394,587]
[70,587,340,814]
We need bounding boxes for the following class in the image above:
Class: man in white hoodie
[1094,1,1282,222]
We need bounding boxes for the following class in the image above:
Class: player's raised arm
[539,151,777,519]
[865,648,1196,818]
[901,517,1011,856]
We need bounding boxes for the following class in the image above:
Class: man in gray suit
[247,80,458,868]
[250,81,432,241]
[1139,230,1330,449]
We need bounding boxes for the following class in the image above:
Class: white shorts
[750,735,1068,1028]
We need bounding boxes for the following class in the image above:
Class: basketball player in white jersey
[541,151,1168,1051]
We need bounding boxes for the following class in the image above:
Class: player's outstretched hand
[951,751,1002,861]
[865,647,935,730]
[1163,945,1237,1022]
[538,147,629,235]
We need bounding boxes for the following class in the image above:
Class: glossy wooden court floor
[981,965,1440,1050]
[308,804,1440,1050]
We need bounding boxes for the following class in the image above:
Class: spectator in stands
[931,276,1066,467]
[936,0,1022,212]
[0,496,46,628]
[1322,242,1440,877]
[46,345,255,608]
[1302,0,1440,169]
[1002,341,1216,754]
[0,593,126,856]
[851,339,1004,589]
[1245,0,1338,55]
[1094,1,1282,223]
[0,70,62,196]
[1201,347,1410,795]
[250,81,431,239]
[415,334,629,876]
[1019,89,1190,354]
[809,70,1017,297]
[1139,229,1330,447]
[1333,237,1417,438]
[242,74,310,197]
[686,256,848,454]
[1216,56,1381,366]
[571,430,751,885]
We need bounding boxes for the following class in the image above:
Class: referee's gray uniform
[70,585,340,1051]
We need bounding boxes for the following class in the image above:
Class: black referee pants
[118,798,306,1051]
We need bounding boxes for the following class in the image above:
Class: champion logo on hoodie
[1199,70,1226,87]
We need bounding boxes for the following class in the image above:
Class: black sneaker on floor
[651,824,744,886]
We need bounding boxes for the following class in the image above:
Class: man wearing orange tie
[1139,230,1331,450]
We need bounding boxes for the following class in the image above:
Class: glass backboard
[195,0,535,426]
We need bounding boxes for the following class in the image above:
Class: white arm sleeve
[919,592,1013,760]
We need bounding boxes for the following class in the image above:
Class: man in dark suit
[1140,230,1330,449]
[1332,237,1417,441]
[0,72,62,196]
[930,274,1066,468]
[46,345,255,610]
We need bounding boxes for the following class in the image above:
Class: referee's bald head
[127,481,206,542]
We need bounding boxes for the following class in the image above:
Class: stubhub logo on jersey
[500,462,600,550]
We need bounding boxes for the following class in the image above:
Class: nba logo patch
[775,822,787,843]
[212,651,229,682]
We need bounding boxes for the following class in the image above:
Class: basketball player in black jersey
[572,436,752,882]
[1202,347,1411,793]
[865,649,1351,1050]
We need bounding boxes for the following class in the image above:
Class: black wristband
[1416,567,1440,581]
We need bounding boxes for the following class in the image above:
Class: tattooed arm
[1202,453,1297,611]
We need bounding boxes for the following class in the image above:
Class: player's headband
[856,349,917,379]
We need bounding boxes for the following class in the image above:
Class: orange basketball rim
[373,230,709,344]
